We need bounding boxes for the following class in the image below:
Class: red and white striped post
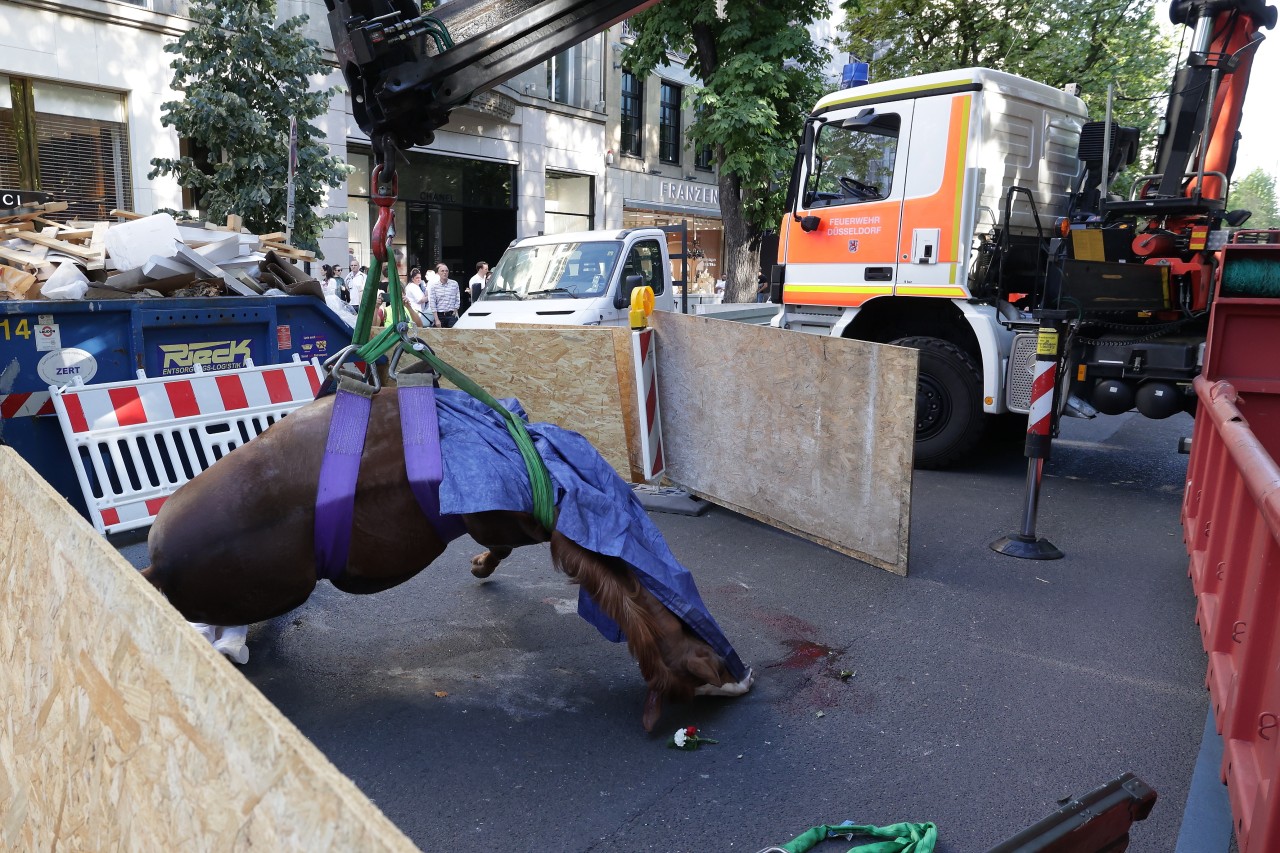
[991,310,1070,560]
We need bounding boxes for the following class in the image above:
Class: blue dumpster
[0,295,353,520]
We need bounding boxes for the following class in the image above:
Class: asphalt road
[119,410,1206,852]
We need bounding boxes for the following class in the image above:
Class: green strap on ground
[778,821,937,853]
[350,256,557,533]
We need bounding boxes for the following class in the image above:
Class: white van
[456,227,677,329]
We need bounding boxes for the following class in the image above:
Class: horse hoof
[470,552,498,579]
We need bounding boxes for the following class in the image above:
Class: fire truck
[770,0,1277,468]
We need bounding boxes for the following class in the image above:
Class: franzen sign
[659,180,719,208]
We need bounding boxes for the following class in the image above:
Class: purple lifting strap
[314,380,373,581]
[398,379,466,543]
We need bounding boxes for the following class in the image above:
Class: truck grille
[1006,333,1038,412]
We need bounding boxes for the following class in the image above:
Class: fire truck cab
[772,68,1089,467]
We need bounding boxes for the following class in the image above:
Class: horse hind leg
[470,546,511,579]
[462,510,550,580]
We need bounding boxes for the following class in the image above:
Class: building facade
[1,0,729,288]
[0,0,351,260]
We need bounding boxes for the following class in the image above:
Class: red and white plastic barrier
[631,328,665,482]
[50,357,322,534]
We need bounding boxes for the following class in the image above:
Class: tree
[838,0,1174,175]
[625,2,830,302]
[149,0,348,254]
[1230,168,1279,229]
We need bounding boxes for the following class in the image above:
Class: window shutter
[0,110,22,189]
[36,113,134,220]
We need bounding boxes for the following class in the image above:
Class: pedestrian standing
[321,265,342,299]
[404,268,429,325]
[469,261,490,305]
[756,270,770,303]
[347,265,368,307]
[428,263,462,328]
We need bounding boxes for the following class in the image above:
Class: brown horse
[141,384,751,731]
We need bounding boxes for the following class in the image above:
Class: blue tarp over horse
[433,388,747,682]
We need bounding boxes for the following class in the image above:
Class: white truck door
[609,236,667,326]
[781,101,915,310]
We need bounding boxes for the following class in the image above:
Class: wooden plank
[18,229,102,260]
[32,216,74,232]
[0,201,69,222]
[0,245,51,271]
[49,228,94,241]
[0,265,40,298]
[650,312,916,575]
[109,209,145,220]
[86,222,108,271]
[0,447,421,853]
[256,232,287,243]
[262,242,316,260]
[225,213,243,232]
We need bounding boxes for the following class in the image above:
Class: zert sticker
[37,348,98,386]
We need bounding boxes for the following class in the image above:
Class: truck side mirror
[614,274,644,310]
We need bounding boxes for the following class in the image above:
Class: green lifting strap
[777,821,938,853]
[350,256,557,534]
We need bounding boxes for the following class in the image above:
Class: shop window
[804,111,900,209]
[0,76,134,220]
[621,72,643,158]
[545,171,593,234]
[659,82,682,165]
[347,151,371,196]
[622,238,665,295]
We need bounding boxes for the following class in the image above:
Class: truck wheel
[891,336,985,469]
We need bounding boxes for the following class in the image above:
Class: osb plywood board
[405,327,639,480]
[650,312,916,575]
[0,447,420,852]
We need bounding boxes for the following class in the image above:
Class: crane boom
[326,0,659,155]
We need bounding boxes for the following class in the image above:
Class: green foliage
[1230,168,1278,229]
[149,0,349,254]
[839,0,1175,162]
[624,1,830,235]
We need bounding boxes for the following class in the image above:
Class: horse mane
[549,532,682,697]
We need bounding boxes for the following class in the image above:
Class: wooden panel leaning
[408,326,641,481]
[650,312,917,575]
[0,447,419,852]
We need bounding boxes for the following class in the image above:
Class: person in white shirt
[427,263,462,328]
[404,268,429,325]
[347,265,367,307]
[468,261,489,306]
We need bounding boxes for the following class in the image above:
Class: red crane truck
[769,0,1278,467]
